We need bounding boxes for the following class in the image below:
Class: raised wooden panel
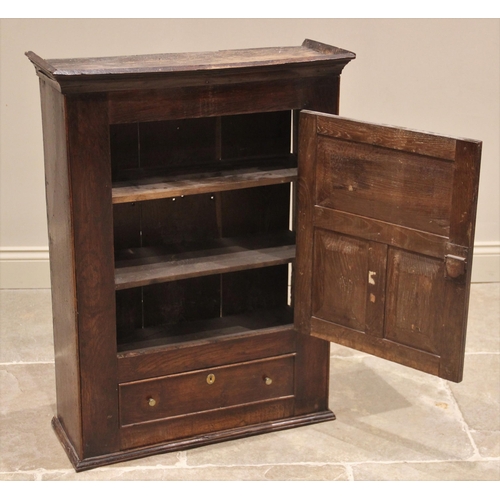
[312,229,387,338]
[385,249,445,355]
[312,230,369,331]
[315,135,454,236]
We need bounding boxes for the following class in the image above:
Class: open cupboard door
[294,111,481,382]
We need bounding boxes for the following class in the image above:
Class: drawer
[119,354,295,426]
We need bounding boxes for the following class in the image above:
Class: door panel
[295,111,481,382]
[315,136,454,236]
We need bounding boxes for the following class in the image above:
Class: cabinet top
[26,39,355,94]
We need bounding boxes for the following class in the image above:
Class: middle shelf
[112,159,297,205]
[115,230,296,290]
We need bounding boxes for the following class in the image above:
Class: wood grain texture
[112,164,297,204]
[117,327,296,382]
[26,42,355,94]
[39,81,82,457]
[314,112,457,160]
[313,206,449,259]
[30,42,356,470]
[294,334,330,416]
[30,43,352,75]
[311,316,441,376]
[315,135,454,236]
[300,111,482,382]
[114,231,295,290]
[312,230,369,331]
[108,79,323,124]
[449,140,482,248]
[120,398,297,450]
[65,94,119,457]
[54,409,334,471]
[119,355,295,425]
[294,112,317,335]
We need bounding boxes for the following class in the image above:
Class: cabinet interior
[110,111,298,352]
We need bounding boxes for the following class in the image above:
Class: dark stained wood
[119,355,295,425]
[142,276,220,330]
[221,111,291,159]
[31,38,482,472]
[385,249,447,355]
[114,231,296,290]
[221,266,289,317]
[110,123,139,179]
[140,117,217,170]
[117,306,294,354]
[140,195,219,247]
[297,111,482,382]
[112,163,297,204]
[305,76,341,115]
[311,316,441,375]
[219,183,291,237]
[365,241,388,337]
[315,134,455,236]
[26,42,355,94]
[294,334,330,416]
[108,79,325,124]
[117,327,296,382]
[54,409,334,471]
[65,94,119,456]
[112,202,141,254]
[29,41,353,471]
[294,112,317,335]
[312,230,369,331]
[120,398,297,450]
[39,80,82,457]
[313,206,449,259]
[449,140,482,248]
[315,113,457,160]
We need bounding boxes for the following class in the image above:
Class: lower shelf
[117,306,294,353]
[114,230,296,290]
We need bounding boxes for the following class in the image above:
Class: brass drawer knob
[206,373,215,385]
[148,397,156,407]
[264,376,272,386]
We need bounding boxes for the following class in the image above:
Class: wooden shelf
[112,159,297,204]
[117,306,294,353]
[115,231,296,290]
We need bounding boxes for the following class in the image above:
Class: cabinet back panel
[140,118,218,170]
[220,184,290,238]
[110,123,139,179]
[222,266,289,317]
[221,111,291,160]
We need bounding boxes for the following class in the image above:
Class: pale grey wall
[1,19,498,286]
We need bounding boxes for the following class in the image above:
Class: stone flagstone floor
[0,284,499,481]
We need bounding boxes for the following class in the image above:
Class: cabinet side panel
[66,94,120,457]
[294,334,330,415]
[39,81,82,456]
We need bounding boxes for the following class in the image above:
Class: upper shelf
[25,39,355,94]
[112,157,297,204]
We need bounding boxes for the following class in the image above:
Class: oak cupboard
[26,40,481,471]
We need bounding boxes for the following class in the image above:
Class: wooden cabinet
[26,40,481,471]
